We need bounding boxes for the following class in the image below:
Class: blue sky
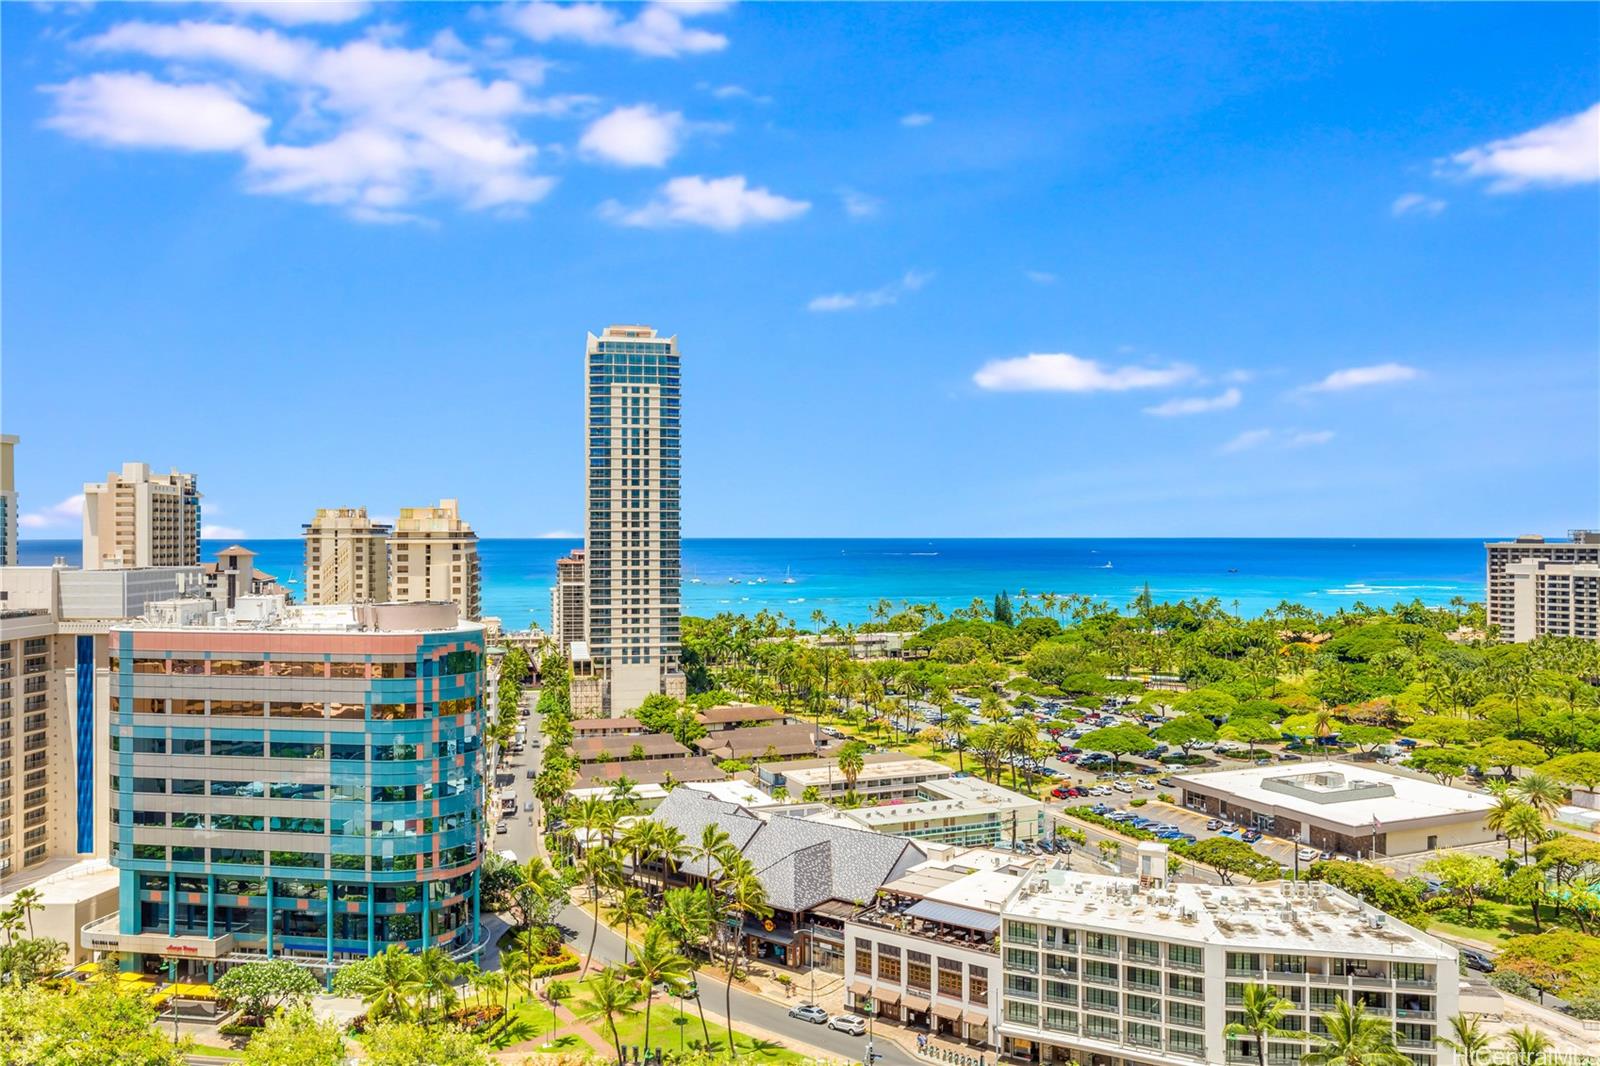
[4,1,1597,539]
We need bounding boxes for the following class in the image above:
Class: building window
[1004,948,1038,974]
[968,965,988,1004]
[937,959,962,997]
[876,945,901,983]
[1004,1000,1038,1026]
[1084,987,1118,1014]
[1169,944,1204,970]
[1004,920,1039,945]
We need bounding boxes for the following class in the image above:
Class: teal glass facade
[105,621,485,978]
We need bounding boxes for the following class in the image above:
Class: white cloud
[1302,362,1421,392]
[504,1,729,58]
[1142,387,1242,417]
[1287,430,1336,447]
[1448,103,1600,192]
[839,187,881,218]
[57,20,559,221]
[1024,270,1056,284]
[1219,429,1272,454]
[704,82,770,104]
[201,523,247,540]
[1221,369,1255,384]
[44,72,268,151]
[972,353,1194,393]
[18,493,85,532]
[900,112,933,127]
[536,529,579,539]
[221,1,371,25]
[1391,192,1446,218]
[579,104,684,167]
[601,174,810,231]
[808,270,931,312]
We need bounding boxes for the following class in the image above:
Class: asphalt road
[554,899,916,1066]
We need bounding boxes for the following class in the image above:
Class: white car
[1113,782,1133,794]
[1297,847,1320,861]
[1138,780,1156,791]
[788,1004,829,1025]
[827,1014,868,1036]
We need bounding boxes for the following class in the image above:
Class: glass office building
[87,597,485,982]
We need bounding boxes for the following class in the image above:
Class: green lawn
[485,991,563,1050]
[1427,900,1543,948]
[187,1044,245,1059]
[608,999,810,1065]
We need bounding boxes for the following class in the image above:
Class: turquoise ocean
[19,538,1487,630]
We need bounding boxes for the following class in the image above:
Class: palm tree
[659,885,716,1047]
[577,846,623,979]
[646,820,688,899]
[474,970,506,1018]
[1505,804,1547,861]
[1486,793,1528,856]
[1502,1025,1552,1061]
[609,885,651,965]
[1512,772,1565,819]
[414,946,459,1021]
[511,855,566,929]
[1222,983,1305,1066]
[576,965,642,1065]
[945,706,971,773]
[504,944,538,1004]
[9,889,41,940]
[1436,1013,1491,1066]
[837,744,865,793]
[630,924,696,1059]
[347,943,423,1022]
[1303,998,1410,1066]
[545,979,572,1045]
[720,862,771,1060]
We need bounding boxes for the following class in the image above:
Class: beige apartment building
[1,434,17,566]
[550,547,586,654]
[584,325,685,714]
[302,507,390,605]
[0,611,59,879]
[81,462,201,570]
[391,499,481,620]
[1485,532,1600,642]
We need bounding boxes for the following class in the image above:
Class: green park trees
[1078,724,1157,769]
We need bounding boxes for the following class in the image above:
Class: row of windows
[111,735,471,761]
[111,696,478,721]
[137,872,473,903]
[111,776,471,802]
[114,841,477,871]
[116,808,473,837]
[114,657,476,679]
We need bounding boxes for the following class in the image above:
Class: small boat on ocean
[754,576,768,584]
[1101,562,1114,569]
[727,576,740,584]
[782,566,796,585]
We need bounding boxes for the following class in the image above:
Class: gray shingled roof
[649,789,926,913]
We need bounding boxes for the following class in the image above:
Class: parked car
[789,1005,829,1024]
[1036,837,1056,853]
[1138,780,1156,791]
[1297,847,1319,861]
[1205,819,1222,830]
[1460,950,1495,974]
[1242,829,1263,843]
[526,769,537,779]
[1113,782,1134,794]
[495,822,508,835]
[828,1014,868,1035]
[1278,752,1303,762]
[524,801,537,812]
[1157,777,1176,787]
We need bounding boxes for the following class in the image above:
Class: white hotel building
[847,844,1459,1066]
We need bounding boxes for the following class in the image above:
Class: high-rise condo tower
[583,325,685,714]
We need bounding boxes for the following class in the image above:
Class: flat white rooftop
[1006,867,1456,959]
[775,756,951,788]
[1175,760,1493,829]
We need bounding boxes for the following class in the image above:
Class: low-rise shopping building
[757,754,955,803]
[694,723,823,762]
[1173,762,1495,857]
[807,774,1043,847]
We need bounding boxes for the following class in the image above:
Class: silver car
[827,1014,867,1035]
